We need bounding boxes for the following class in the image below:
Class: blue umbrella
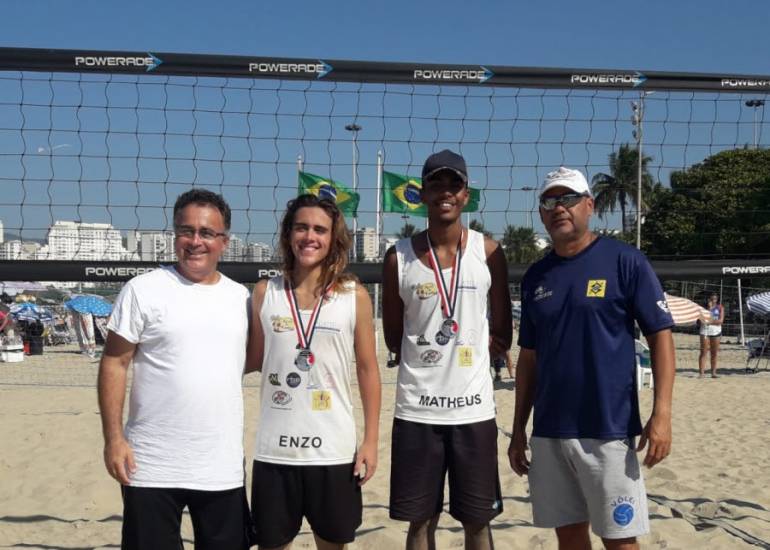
[747,292,770,318]
[64,295,113,317]
[9,302,54,323]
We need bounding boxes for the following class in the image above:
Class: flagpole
[374,150,383,354]
[345,123,362,261]
[297,154,303,172]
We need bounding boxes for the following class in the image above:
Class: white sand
[2,334,770,549]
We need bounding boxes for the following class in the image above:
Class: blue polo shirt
[518,236,673,439]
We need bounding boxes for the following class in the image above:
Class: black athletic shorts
[250,460,362,547]
[121,485,251,550]
[389,417,503,524]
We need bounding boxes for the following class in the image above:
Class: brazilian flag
[298,171,360,217]
[382,171,481,217]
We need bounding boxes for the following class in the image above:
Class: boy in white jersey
[383,150,512,550]
[247,194,381,549]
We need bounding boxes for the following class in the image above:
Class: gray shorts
[529,437,649,539]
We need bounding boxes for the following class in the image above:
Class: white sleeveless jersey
[395,229,495,424]
[254,276,357,465]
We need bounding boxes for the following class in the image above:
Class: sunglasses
[174,227,228,241]
[539,192,589,211]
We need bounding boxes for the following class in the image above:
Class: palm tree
[591,143,654,233]
[469,219,492,237]
[397,221,417,239]
[501,225,542,264]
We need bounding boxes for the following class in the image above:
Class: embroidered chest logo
[414,282,438,299]
[533,285,553,302]
[586,279,607,298]
[270,315,295,332]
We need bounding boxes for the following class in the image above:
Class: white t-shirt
[254,277,357,465]
[107,266,250,490]
[395,229,496,425]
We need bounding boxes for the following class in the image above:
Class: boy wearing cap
[508,167,675,549]
[383,150,512,549]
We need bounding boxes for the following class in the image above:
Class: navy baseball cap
[421,149,468,184]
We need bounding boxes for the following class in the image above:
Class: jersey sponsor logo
[270,315,295,332]
[586,279,607,298]
[312,390,332,411]
[419,349,443,363]
[656,299,670,314]
[268,373,281,386]
[533,285,553,302]
[457,282,478,292]
[457,346,473,367]
[416,334,430,346]
[610,496,636,527]
[278,435,323,448]
[314,324,341,333]
[414,282,438,299]
[272,390,292,406]
[418,394,482,408]
[286,372,301,388]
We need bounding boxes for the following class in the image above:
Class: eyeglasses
[174,227,228,241]
[539,192,589,211]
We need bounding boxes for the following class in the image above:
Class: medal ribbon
[426,230,463,320]
[284,279,330,349]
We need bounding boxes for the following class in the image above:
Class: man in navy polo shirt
[508,167,675,549]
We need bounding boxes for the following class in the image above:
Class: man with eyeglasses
[98,189,252,549]
[508,167,675,550]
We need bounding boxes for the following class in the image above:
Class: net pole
[738,278,745,345]
[374,151,383,354]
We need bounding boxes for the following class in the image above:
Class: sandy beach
[2,332,770,549]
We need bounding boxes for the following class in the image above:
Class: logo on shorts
[270,315,295,332]
[268,373,281,386]
[271,391,292,407]
[610,496,635,527]
[586,279,607,298]
[420,349,443,364]
[414,282,438,299]
[657,299,670,314]
[286,372,301,388]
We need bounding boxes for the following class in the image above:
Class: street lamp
[345,123,362,260]
[745,99,765,149]
[631,91,653,250]
[521,186,536,228]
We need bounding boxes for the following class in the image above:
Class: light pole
[745,99,765,149]
[345,123,362,261]
[631,92,652,250]
[522,186,536,228]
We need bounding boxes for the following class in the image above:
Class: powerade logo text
[85,266,155,277]
[722,265,770,275]
[249,61,332,79]
[75,53,162,72]
[413,67,493,83]
[721,79,770,89]
[570,72,646,87]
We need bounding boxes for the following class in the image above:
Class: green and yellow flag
[382,171,481,217]
[298,171,360,217]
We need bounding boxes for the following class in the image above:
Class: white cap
[540,167,591,197]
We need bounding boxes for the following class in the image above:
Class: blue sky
[1,0,768,244]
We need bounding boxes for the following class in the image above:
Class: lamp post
[745,99,765,149]
[522,186,536,228]
[631,92,653,250]
[345,123,362,260]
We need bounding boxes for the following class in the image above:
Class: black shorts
[121,485,251,550]
[390,417,502,524]
[250,460,362,547]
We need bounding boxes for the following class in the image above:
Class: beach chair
[746,324,770,373]
[635,339,653,389]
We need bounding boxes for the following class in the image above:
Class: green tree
[502,225,542,264]
[643,148,770,257]
[397,221,417,239]
[469,219,492,237]
[591,143,654,233]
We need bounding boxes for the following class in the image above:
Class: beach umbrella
[9,302,54,323]
[664,293,710,326]
[747,291,770,318]
[64,295,113,317]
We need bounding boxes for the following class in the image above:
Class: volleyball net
[0,47,768,283]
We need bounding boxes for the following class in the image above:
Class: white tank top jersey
[254,276,357,465]
[395,229,495,425]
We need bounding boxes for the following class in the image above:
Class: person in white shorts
[508,167,676,549]
[698,292,724,378]
[246,193,381,549]
[98,189,252,549]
